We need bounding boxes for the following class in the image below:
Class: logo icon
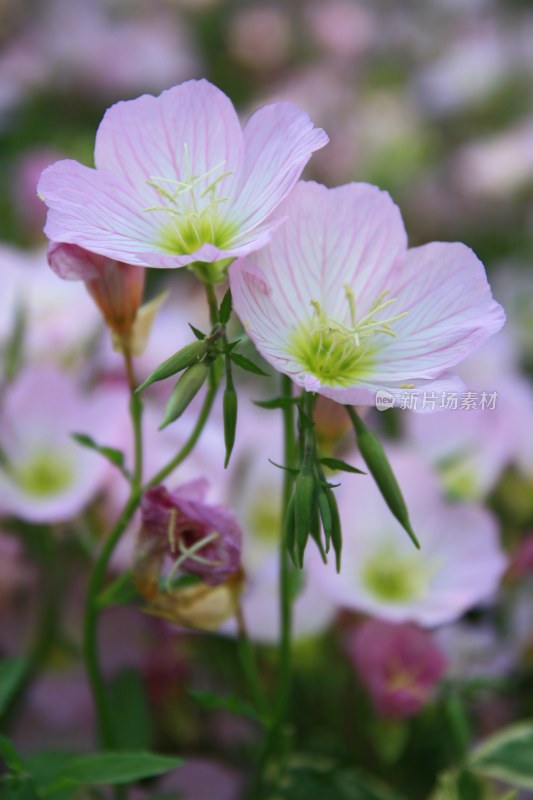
[375,390,395,411]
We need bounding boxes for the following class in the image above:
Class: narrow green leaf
[470,720,533,790]
[326,487,342,572]
[320,457,366,475]
[0,658,28,717]
[229,352,269,376]
[317,488,332,552]
[218,288,232,325]
[72,434,130,479]
[38,752,182,787]
[268,459,299,475]
[347,408,420,549]
[254,396,299,410]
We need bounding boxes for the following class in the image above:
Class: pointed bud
[348,408,419,549]
[223,383,238,468]
[294,470,315,568]
[137,340,209,393]
[160,361,209,429]
[47,243,145,337]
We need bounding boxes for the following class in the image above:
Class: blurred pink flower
[230,181,505,407]
[227,6,292,71]
[38,80,328,274]
[48,242,145,338]
[0,367,128,523]
[305,0,375,62]
[406,333,533,498]
[138,480,242,587]
[347,619,447,718]
[0,245,101,365]
[310,450,508,627]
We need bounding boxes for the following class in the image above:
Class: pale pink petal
[229,104,329,234]
[230,181,408,362]
[374,242,506,380]
[39,160,165,265]
[94,79,243,200]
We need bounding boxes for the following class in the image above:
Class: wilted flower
[347,619,447,718]
[230,181,505,406]
[135,480,242,589]
[47,242,145,341]
[38,80,328,281]
[310,450,508,626]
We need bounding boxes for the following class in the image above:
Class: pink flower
[229,181,505,407]
[48,242,145,338]
[347,619,447,718]
[137,480,242,587]
[38,80,328,277]
[0,367,127,523]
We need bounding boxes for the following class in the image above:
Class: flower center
[145,144,238,255]
[289,286,407,387]
[362,544,429,603]
[15,450,73,497]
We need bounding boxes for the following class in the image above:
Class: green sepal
[218,288,232,325]
[229,352,269,376]
[320,457,366,474]
[188,323,206,340]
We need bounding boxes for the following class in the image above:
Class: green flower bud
[137,339,208,393]
[223,384,238,469]
[160,361,209,429]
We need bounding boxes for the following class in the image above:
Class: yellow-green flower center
[15,451,73,497]
[289,287,407,387]
[145,144,238,256]
[362,544,431,603]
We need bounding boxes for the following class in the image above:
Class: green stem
[236,605,269,720]
[251,375,296,797]
[205,282,219,327]
[83,490,141,747]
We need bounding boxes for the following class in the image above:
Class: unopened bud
[294,469,315,568]
[160,361,209,429]
[48,243,145,337]
[137,340,208,393]
[223,383,238,468]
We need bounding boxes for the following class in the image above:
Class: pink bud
[347,619,447,719]
[47,242,145,336]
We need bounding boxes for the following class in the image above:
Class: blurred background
[1,1,533,799]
